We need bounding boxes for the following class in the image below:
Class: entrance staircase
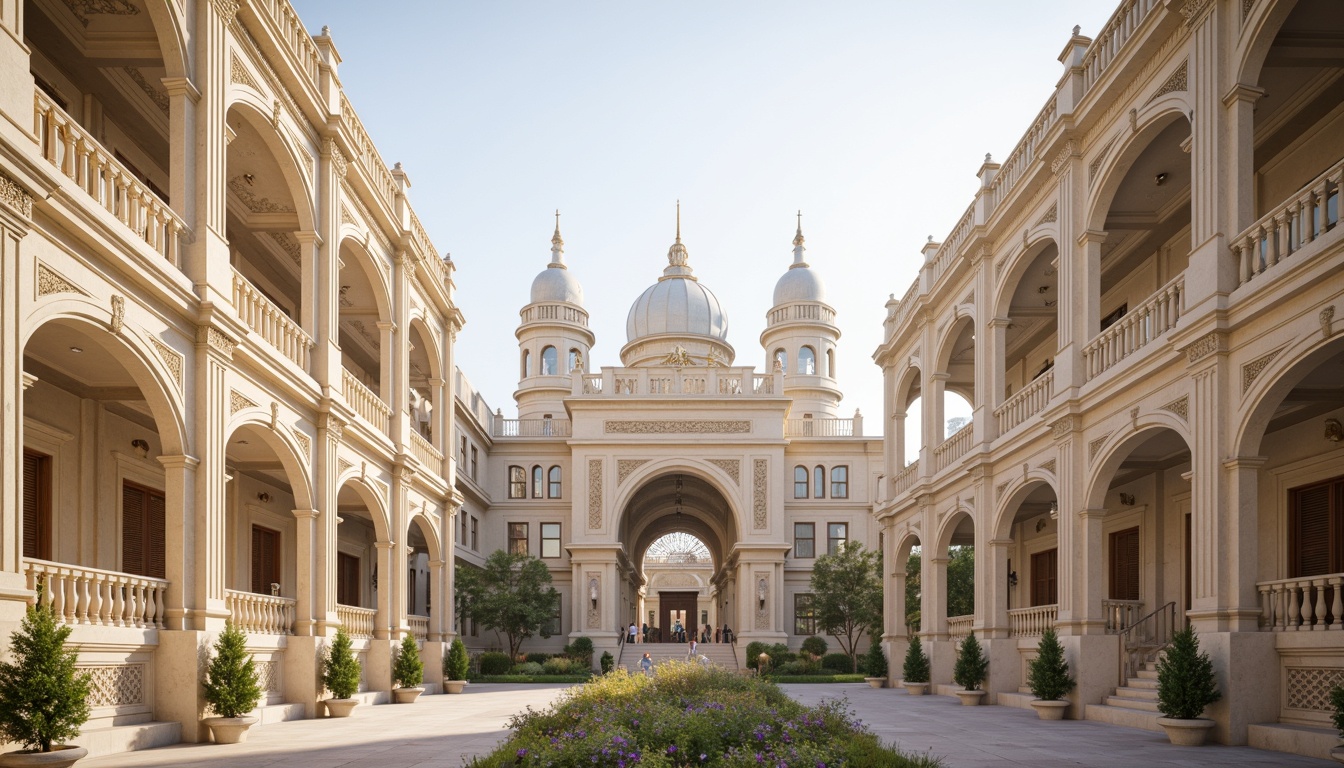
[1084,661,1163,732]
[617,642,739,673]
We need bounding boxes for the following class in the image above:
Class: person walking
[628,622,638,645]
[642,622,649,643]
[714,626,721,643]
[687,637,698,660]
[673,619,684,644]
[640,652,653,677]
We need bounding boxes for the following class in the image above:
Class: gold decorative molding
[708,459,741,484]
[604,420,751,434]
[616,459,649,485]
[36,263,86,297]
[587,459,603,529]
[752,459,768,530]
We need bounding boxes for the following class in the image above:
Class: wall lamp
[1007,570,1018,588]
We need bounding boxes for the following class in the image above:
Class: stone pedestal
[283,635,321,719]
[421,641,446,687]
[365,638,393,694]
[1200,630,1278,745]
[156,630,208,742]
[982,637,1021,701]
[1060,633,1119,721]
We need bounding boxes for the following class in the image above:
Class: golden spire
[675,200,682,244]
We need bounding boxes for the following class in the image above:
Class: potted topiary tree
[392,634,424,703]
[1026,628,1074,720]
[953,632,988,705]
[322,627,361,717]
[901,636,930,696]
[0,594,92,768]
[201,622,262,744]
[1329,685,1344,763]
[443,638,469,694]
[1155,625,1221,745]
[863,641,888,688]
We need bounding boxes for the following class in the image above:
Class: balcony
[225,589,296,635]
[1008,604,1057,637]
[784,418,857,438]
[892,461,920,496]
[24,558,167,630]
[337,603,376,639]
[947,614,974,639]
[575,366,779,397]
[1082,273,1185,380]
[409,431,443,470]
[342,369,392,436]
[232,268,314,372]
[1233,156,1342,290]
[1258,574,1344,631]
[994,370,1053,435]
[494,418,572,438]
[933,423,974,474]
[408,614,429,639]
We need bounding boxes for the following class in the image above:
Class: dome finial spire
[665,201,691,272]
[791,210,807,266]
[549,209,566,267]
[675,200,682,244]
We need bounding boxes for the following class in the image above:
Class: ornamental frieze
[709,459,741,483]
[752,459,768,529]
[604,420,751,434]
[587,459,603,529]
[616,459,650,485]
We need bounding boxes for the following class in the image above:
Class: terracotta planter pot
[901,682,929,696]
[863,677,886,689]
[1157,717,1215,746]
[393,687,423,704]
[443,680,468,694]
[204,716,258,744]
[955,690,986,706]
[325,698,358,718]
[0,746,89,768]
[1030,700,1069,720]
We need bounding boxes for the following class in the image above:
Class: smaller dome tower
[760,214,842,418]
[515,213,595,420]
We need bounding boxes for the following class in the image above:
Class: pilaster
[189,319,241,629]
[0,188,30,609]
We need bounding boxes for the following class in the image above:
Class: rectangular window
[470,447,478,481]
[830,466,849,499]
[1031,548,1058,607]
[545,597,561,635]
[122,481,166,579]
[794,466,809,499]
[541,522,561,559]
[22,450,52,561]
[793,522,815,559]
[794,593,817,635]
[251,525,281,595]
[508,466,526,499]
[1291,476,1344,577]
[337,552,360,606]
[1109,527,1140,601]
[508,522,528,555]
[459,436,468,466]
[460,512,468,549]
[470,517,479,551]
[827,522,848,555]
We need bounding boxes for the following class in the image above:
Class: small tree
[323,627,361,700]
[393,635,423,689]
[902,636,929,683]
[445,638,469,682]
[600,651,614,674]
[953,632,988,691]
[1027,628,1074,701]
[456,551,561,660]
[864,641,888,679]
[801,636,828,657]
[810,542,883,672]
[1330,685,1344,741]
[566,636,595,666]
[0,595,91,752]
[1156,625,1220,720]
[203,622,262,719]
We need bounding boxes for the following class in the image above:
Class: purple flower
[668,744,678,754]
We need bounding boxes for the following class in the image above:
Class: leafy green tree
[456,550,561,660]
[393,634,423,689]
[902,636,929,683]
[1027,628,1074,701]
[445,638,469,681]
[599,651,614,674]
[1331,685,1344,739]
[203,622,262,719]
[864,641,888,679]
[800,636,828,657]
[946,546,975,618]
[953,631,988,691]
[0,596,91,752]
[323,627,361,699]
[904,551,921,631]
[1156,625,1220,719]
[809,541,882,672]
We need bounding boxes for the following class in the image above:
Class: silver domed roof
[625,220,729,343]
[772,224,826,305]
[529,219,584,305]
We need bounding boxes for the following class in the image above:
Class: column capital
[157,453,201,471]
[1223,455,1269,470]
[160,77,201,103]
[988,538,1014,547]
[292,508,320,520]
[1076,229,1108,246]
[1221,82,1266,108]
[1079,507,1107,519]
[987,316,1013,328]
[293,230,324,246]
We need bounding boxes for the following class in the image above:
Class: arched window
[798,346,816,375]
[508,466,526,499]
[521,349,531,378]
[531,465,544,498]
[827,349,835,378]
[794,466,809,498]
[541,346,558,375]
[548,466,562,498]
[774,348,787,372]
[568,348,580,372]
[830,466,849,499]
[813,465,826,499]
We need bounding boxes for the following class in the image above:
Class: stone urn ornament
[1154,626,1220,746]
[0,595,93,768]
[1026,629,1075,721]
[392,635,425,704]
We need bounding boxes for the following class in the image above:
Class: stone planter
[955,690,986,706]
[393,687,423,704]
[325,698,358,718]
[1157,717,1215,746]
[1030,700,1069,720]
[443,680,467,694]
[901,682,929,696]
[204,716,258,744]
[0,746,89,768]
[863,677,886,689]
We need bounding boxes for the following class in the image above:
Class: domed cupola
[515,213,595,420]
[621,204,735,367]
[760,214,842,418]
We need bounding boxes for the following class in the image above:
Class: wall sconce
[1007,570,1018,588]
[1035,518,1048,533]
[130,439,149,459]
[256,492,271,503]
[589,578,599,609]
[1119,493,1136,506]
[1327,418,1343,443]
[1049,501,1059,520]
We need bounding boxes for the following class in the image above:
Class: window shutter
[1031,548,1058,606]
[1293,484,1333,577]
[252,526,279,594]
[147,490,166,579]
[123,484,146,576]
[22,452,43,560]
[1109,527,1140,601]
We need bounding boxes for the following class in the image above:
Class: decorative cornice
[211,0,240,22]
[604,420,751,434]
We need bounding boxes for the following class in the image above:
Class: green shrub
[1027,629,1074,701]
[953,632,988,691]
[902,636,930,683]
[822,652,853,672]
[445,638,470,682]
[393,634,424,689]
[515,662,545,675]
[1332,685,1344,740]
[565,636,594,664]
[478,651,512,675]
[0,595,91,752]
[600,651,614,674]
[1156,625,1220,720]
[777,658,824,676]
[203,622,262,719]
[525,652,549,665]
[542,656,574,675]
[801,636,829,657]
[323,627,361,699]
[745,641,769,670]
[865,641,888,679]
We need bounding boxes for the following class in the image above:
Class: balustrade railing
[24,558,167,629]
[1082,273,1184,380]
[253,0,322,84]
[995,370,1053,434]
[521,303,589,325]
[983,96,1060,215]
[409,431,442,469]
[926,205,976,289]
[1079,0,1161,96]
[933,423,974,473]
[1233,157,1342,288]
[1102,599,1144,633]
[494,418,572,438]
[784,418,854,438]
[892,461,920,496]
[232,269,313,371]
[342,369,391,435]
[573,366,777,398]
[34,91,187,265]
[408,614,429,639]
[1008,604,1057,637]
[767,303,836,326]
[225,589,295,635]
[1259,574,1344,631]
[337,603,376,639]
[947,614,974,639]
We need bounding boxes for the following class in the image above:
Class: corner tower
[760,215,842,417]
[515,213,594,419]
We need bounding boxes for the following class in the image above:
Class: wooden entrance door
[658,591,697,642]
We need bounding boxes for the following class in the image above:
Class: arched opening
[774,348,787,373]
[642,532,714,643]
[996,239,1059,430]
[521,349,531,379]
[798,346,816,375]
[407,320,438,443]
[337,240,391,404]
[939,512,976,638]
[335,481,388,649]
[995,481,1060,636]
[895,367,922,471]
[934,317,976,457]
[826,348,836,379]
[568,348,582,373]
[540,346,558,376]
[896,533,923,635]
[405,516,435,638]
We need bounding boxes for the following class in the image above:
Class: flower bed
[466,661,938,767]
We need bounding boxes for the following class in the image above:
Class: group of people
[625,621,733,645]
[638,636,714,677]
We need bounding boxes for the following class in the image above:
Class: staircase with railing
[1117,601,1176,681]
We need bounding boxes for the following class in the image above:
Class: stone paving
[76,683,1334,767]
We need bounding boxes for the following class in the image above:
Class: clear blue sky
[290,1,1117,434]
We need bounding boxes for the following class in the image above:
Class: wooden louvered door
[1109,527,1140,601]
[1030,548,1058,607]
[122,481,165,578]
[22,450,52,560]
[251,526,280,594]
[337,552,360,606]
[1291,477,1344,577]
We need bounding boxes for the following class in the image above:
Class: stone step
[1135,669,1158,680]
[1126,677,1158,690]
[253,701,306,726]
[1083,702,1163,733]
[1102,695,1161,713]
[78,721,181,758]
[1247,721,1338,761]
[1113,685,1158,701]
[996,691,1037,711]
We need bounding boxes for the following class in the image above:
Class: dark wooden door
[658,591,697,642]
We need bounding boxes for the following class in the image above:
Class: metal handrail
[1118,601,1176,682]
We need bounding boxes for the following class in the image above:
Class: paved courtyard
[78,683,1333,767]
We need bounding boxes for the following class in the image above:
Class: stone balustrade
[232,268,314,372]
[893,461,920,496]
[1102,599,1144,633]
[1259,574,1344,631]
[494,418,572,438]
[24,558,167,629]
[575,366,779,398]
[1233,156,1342,288]
[337,604,377,639]
[225,589,296,635]
[784,418,856,438]
[409,431,442,469]
[1079,0,1161,95]
[947,614,974,639]
[1008,604,1057,637]
[342,369,392,435]
[995,370,1053,434]
[1082,273,1184,380]
[933,423,974,474]
[408,614,429,639]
